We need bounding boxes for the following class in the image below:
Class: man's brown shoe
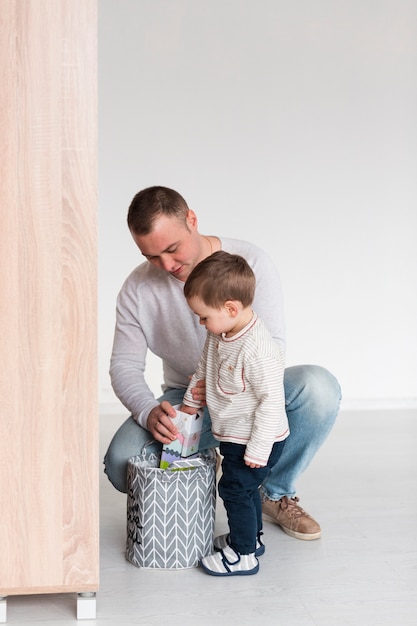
[262,496,322,540]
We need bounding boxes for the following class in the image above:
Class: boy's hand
[245,460,264,469]
[190,378,206,405]
[179,404,198,416]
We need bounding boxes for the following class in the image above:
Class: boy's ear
[225,300,240,317]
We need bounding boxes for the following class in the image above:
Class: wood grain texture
[0,0,98,595]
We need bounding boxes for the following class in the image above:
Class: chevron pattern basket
[126,449,216,569]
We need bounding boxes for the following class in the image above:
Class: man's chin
[171,266,188,281]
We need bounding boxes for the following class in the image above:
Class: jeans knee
[305,365,341,408]
[285,364,342,421]
[103,449,128,494]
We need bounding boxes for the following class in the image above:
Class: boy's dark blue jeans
[218,440,286,555]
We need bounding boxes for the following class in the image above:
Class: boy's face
[131,211,203,282]
[186,295,237,336]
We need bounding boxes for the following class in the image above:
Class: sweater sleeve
[109,283,159,428]
[243,354,288,466]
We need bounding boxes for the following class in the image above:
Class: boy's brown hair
[184,250,255,308]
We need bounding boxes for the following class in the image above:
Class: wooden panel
[0,0,98,595]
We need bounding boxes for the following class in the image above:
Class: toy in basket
[159,407,203,469]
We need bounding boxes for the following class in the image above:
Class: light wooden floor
[5,409,417,625]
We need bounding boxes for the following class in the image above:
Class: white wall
[98,0,417,412]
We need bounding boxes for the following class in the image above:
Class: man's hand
[146,402,178,444]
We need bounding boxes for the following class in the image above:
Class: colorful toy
[160,407,203,469]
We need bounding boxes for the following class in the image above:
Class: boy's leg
[253,440,286,533]
[218,443,270,555]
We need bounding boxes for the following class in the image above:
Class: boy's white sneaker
[200,545,259,577]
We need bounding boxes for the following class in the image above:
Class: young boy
[180,251,289,576]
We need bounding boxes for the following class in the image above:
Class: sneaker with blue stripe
[200,546,259,577]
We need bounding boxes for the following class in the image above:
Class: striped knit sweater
[183,312,289,466]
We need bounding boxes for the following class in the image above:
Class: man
[104,185,341,540]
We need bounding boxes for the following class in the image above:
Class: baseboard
[340,397,417,411]
[99,398,417,416]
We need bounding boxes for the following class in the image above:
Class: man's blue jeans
[103,364,341,499]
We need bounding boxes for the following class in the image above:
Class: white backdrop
[98,0,417,412]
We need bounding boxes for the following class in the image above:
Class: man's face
[131,212,201,282]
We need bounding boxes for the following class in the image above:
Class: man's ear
[225,301,240,318]
[186,209,198,231]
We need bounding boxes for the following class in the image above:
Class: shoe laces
[280,496,308,519]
